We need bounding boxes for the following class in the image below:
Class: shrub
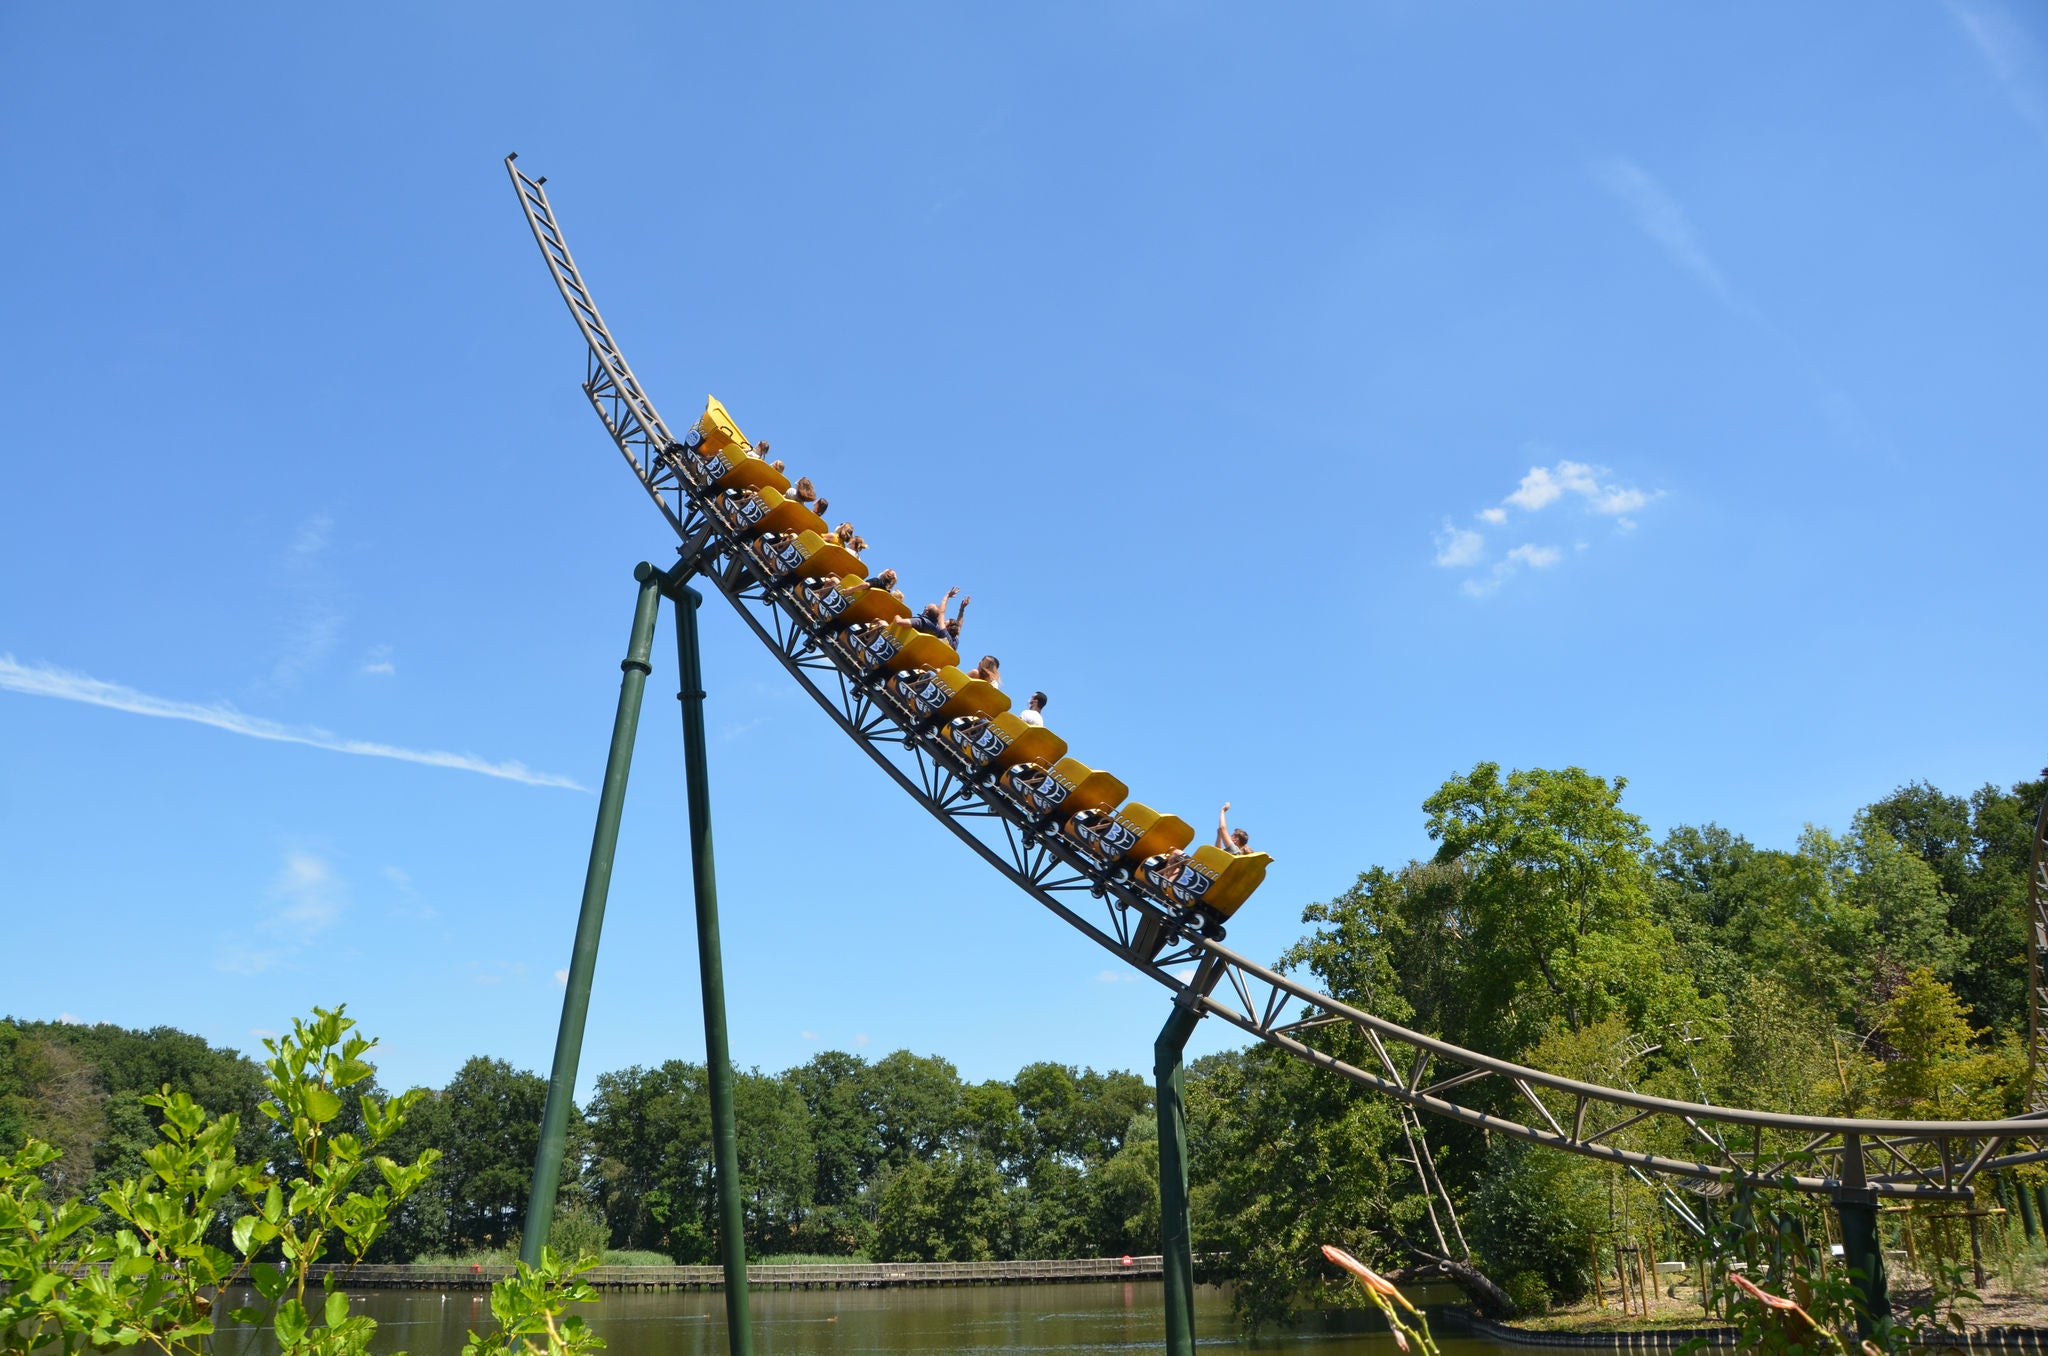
[1503,1269,1552,1317]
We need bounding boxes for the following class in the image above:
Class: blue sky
[2,4,2044,1097]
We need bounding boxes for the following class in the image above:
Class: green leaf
[274,1298,308,1347]
[303,1086,343,1124]
[325,1290,350,1327]
[251,1262,287,1300]
[232,1215,259,1255]
[229,1307,262,1325]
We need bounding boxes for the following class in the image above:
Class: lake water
[315,1281,1525,1354]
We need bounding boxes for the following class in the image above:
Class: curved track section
[507,155,2047,1203]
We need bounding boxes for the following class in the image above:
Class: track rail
[505,154,2048,1203]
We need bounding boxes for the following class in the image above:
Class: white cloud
[801,1030,820,1040]
[249,1027,280,1040]
[270,853,345,934]
[362,645,395,677]
[1478,507,1507,525]
[1096,969,1136,984]
[0,655,585,790]
[554,969,570,986]
[218,851,348,974]
[469,961,527,987]
[217,946,284,975]
[291,515,333,559]
[1461,543,1565,597]
[1433,521,1485,568]
[1591,487,1648,514]
[59,1012,85,1026]
[1594,157,1731,303]
[855,1032,871,1047]
[1950,1,2048,140]
[1505,466,1563,511]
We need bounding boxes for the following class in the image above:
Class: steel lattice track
[505,154,2048,1204]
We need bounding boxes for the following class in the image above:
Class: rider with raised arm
[1216,802,1253,856]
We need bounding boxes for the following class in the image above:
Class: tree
[439,1057,551,1251]
[1421,763,1695,1054]
[1188,1045,1401,1328]
[732,1069,812,1254]
[586,1061,709,1260]
[870,1151,1016,1262]
[862,1050,963,1173]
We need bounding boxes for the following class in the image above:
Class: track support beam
[1155,954,1223,1356]
[1833,1133,1892,1341]
[522,563,663,1267]
[669,568,755,1356]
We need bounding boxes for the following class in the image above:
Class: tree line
[0,1016,1158,1265]
[5,766,2040,1323]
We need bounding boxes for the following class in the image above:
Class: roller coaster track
[506,154,2048,1205]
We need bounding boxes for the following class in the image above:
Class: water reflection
[279,1281,1521,1355]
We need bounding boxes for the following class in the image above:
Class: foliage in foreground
[0,1006,601,1356]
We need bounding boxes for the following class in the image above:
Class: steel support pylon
[1154,955,1223,1356]
[669,572,754,1356]
[1834,1133,1892,1340]
[522,564,663,1266]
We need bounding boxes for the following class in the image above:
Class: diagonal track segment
[505,153,2048,1207]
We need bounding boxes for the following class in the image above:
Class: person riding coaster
[673,390,1279,927]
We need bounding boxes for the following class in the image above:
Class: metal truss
[505,154,2048,1205]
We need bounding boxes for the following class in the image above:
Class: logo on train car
[949,721,1007,764]
[1001,769,1070,817]
[1069,814,1138,860]
[815,587,851,620]
[898,674,948,717]
[858,630,902,667]
[1157,861,1212,903]
[729,494,767,529]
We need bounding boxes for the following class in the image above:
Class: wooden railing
[309,1256,1165,1290]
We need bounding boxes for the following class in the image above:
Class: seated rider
[912,588,967,643]
[864,568,906,602]
[1216,802,1253,856]
[969,655,1001,689]
[1018,691,1046,726]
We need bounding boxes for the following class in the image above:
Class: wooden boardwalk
[314,1256,1165,1291]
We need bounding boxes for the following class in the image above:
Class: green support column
[670,577,753,1356]
[522,562,664,1267]
[1833,1133,1891,1341]
[1154,954,1221,1356]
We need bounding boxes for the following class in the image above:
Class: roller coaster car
[692,449,791,496]
[745,530,865,584]
[846,622,959,676]
[885,665,1010,725]
[795,575,909,631]
[675,398,791,495]
[998,758,1129,823]
[721,486,828,540]
[1064,802,1193,868]
[1135,845,1273,922]
[940,713,1068,774]
[687,395,751,458]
